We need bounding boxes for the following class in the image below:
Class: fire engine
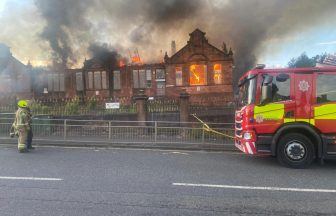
[235,65,336,168]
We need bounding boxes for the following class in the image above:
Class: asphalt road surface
[1,146,336,216]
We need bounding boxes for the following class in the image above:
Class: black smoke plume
[34,0,91,66]
[29,0,336,84]
[86,43,125,69]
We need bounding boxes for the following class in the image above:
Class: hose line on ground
[191,114,235,139]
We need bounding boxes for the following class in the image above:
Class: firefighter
[12,100,31,153]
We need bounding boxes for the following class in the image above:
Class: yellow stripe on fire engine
[314,104,336,120]
[254,103,284,120]
[284,118,315,126]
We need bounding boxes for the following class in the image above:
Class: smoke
[206,0,336,83]
[1,0,336,82]
[87,43,125,69]
[89,0,336,82]
[34,0,92,66]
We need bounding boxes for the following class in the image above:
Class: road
[0,146,336,215]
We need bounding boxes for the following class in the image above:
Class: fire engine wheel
[277,133,314,169]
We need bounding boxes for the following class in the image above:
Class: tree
[288,52,328,68]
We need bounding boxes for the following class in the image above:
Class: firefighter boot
[18,143,27,153]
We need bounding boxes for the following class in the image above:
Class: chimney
[171,41,176,56]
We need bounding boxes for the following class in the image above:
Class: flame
[29,60,51,67]
[190,64,206,85]
[131,56,142,64]
[214,64,221,71]
[119,60,126,67]
[192,71,200,82]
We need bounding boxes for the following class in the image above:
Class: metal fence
[0,116,235,146]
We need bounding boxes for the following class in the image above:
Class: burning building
[164,29,234,105]
[3,29,234,106]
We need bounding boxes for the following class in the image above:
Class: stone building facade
[164,29,234,105]
[1,29,234,106]
[66,29,234,105]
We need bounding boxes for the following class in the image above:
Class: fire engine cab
[235,65,336,168]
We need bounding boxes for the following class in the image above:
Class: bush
[64,98,80,115]
[86,98,98,111]
[30,102,50,115]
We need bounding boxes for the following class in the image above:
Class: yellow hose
[191,114,235,139]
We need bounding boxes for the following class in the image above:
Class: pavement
[0,137,237,151]
[1,146,336,215]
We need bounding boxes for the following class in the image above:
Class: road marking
[0,176,63,181]
[172,183,336,193]
[163,151,190,155]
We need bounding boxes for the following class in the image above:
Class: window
[265,74,290,102]
[76,72,84,91]
[190,64,207,86]
[146,69,152,88]
[53,74,60,91]
[317,74,336,103]
[88,72,93,89]
[102,71,108,89]
[139,70,146,88]
[87,71,108,90]
[175,67,183,86]
[47,73,65,92]
[133,70,139,88]
[157,81,165,96]
[59,74,65,91]
[156,69,165,80]
[133,69,146,89]
[113,70,121,90]
[213,64,222,84]
[94,71,102,90]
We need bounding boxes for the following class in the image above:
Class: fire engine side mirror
[263,75,273,85]
[260,85,272,105]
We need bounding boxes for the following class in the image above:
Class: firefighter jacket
[12,108,31,133]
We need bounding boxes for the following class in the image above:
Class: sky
[0,0,335,70]
[258,26,336,67]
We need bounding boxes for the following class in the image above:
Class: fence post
[179,90,190,123]
[63,119,67,140]
[154,121,157,144]
[134,90,148,126]
[202,127,205,144]
[108,121,111,140]
[179,90,190,138]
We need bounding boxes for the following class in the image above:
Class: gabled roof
[166,29,232,63]
[189,28,206,36]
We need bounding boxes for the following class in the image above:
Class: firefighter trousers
[18,128,28,152]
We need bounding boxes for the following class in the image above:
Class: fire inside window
[214,64,222,84]
[189,65,207,86]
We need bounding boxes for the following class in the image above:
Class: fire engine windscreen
[238,75,257,107]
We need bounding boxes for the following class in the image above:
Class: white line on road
[0,176,63,181]
[173,183,336,193]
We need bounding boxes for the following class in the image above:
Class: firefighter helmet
[17,100,28,108]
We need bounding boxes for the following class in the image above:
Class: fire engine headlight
[243,132,253,140]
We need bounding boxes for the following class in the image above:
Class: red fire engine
[235,65,336,168]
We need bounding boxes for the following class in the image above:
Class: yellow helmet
[18,100,28,108]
